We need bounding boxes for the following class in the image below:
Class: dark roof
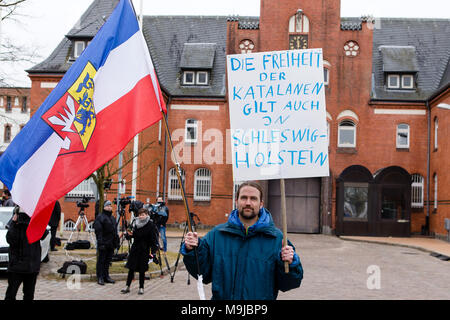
[180,43,216,69]
[227,16,260,29]
[142,16,227,98]
[27,0,119,73]
[379,46,419,72]
[372,18,450,101]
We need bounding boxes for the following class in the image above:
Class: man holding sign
[182,181,303,300]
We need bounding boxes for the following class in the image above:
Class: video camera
[76,196,90,209]
[114,196,134,207]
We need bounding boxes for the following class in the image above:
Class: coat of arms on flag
[43,62,97,155]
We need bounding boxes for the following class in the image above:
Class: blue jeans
[159,226,167,252]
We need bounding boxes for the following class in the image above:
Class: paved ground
[0,232,449,300]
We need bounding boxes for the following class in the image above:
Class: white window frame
[387,74,400,89]
[401,74,414,89]
[434,117,438,150]
[156,166,161,198]
[411,174,424,208]
[196,71,209,85]
[185,119,198,144]
[337,120,356,148]
[183,71,195,85]
[66,177,94,198]
[434,173,438,210]
[232,181,244,210]
[0,97,3,106]
[167,167,185,200]
[64,220,76,231]
[396,123,410,148]
[74,41,86,58]
[14,97,19,106]
[194,168,212,201]
[289,12,310,33]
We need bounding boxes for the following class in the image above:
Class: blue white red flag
[0,0,166,243]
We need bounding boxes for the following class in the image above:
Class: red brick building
[23,0,450,240]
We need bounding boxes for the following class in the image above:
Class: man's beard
[239,206,258,220]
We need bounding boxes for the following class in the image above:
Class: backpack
[57,260,87,277]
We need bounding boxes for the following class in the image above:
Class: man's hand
[184,232,198,251]
[281,245,294,264]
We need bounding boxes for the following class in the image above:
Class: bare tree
[89,140,158,213]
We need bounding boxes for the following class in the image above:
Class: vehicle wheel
[42,254,50,263]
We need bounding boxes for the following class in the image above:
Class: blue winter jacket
[181,208,303,300]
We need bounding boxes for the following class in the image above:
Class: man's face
[236,186,263,221]
[157,197,163,203]
[2,192,8,199]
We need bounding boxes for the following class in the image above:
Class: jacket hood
[225,207,277,237]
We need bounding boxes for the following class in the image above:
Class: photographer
[121,208,159,295]
[93,200,119,285]
[4,207,49,300]
[152,197,169,252]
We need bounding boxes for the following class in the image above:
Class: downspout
[425,99,430,235]
[162,96,172,203]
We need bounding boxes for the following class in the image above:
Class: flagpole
[160,108,205,300]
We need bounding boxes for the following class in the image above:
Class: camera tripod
[67,206,96,247]
[115,203,132,257]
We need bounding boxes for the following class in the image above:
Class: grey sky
[2,0,450,87]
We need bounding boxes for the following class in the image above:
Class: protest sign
[227,48,329,181]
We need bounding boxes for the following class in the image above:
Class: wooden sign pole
[280,178,289,273]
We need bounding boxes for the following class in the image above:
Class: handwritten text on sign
[227,49,329,181]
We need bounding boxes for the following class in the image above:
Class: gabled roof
[27,0,119,73]
[379,46,419,73]
[180,43,217,69]
[142,16,227,98]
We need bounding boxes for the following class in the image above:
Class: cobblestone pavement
[1,233,449,300]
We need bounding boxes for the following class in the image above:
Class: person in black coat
[4,207,49,300]
[94,200,119,285]
[48,200,61,251]
[121,208,159,295]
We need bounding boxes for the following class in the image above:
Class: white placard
[227,49,329,181]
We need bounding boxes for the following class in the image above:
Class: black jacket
[152,202,169,227]
[94,210,119,250]
[125,219,159,272]
[48,200,61,227]
[6,213,48,273]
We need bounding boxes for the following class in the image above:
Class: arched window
[288,10,309,49]
[338,120,356,148]
[194,168,211,201]
[239,39,255,53]
[168,167,185,200]
[66,177,95,198]
[434,173,438,210]
[434,117,438,150]
[411,174,424,208]
[64,220,76,231]
[4,124,12,143]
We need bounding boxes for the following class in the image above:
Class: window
[168,167,185,200]
[402,75,414,89]
[64,220,76,231]
[396,124,409,148]
[74,41,86,58]
[158,120,162,143]
[324,68,329,86]
[387,74,400,89]
[288,11,309,33]
[182,71,209,86]
[434,117,438,150]
[66,177,94,198]
[338,120,356,148]
[6,96,11,112]
[21,97,27,113]
[4,125,12,143]
[156,166,161,198]
[387,74,415,89]
[185,119,198,143]
[434,173,438,210]
[183,71,195,85]
[196,71,209,85]
[14,97,19,106]
[194,168,211,201]
[0,97,3,106]
[239,39,255,53]
[343,41,360,57]
[343,182,368,221]
[232,181,244,210]
[411,174,424,208]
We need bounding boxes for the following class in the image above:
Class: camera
[129,200,144,214]
[114,196,134,207]
[76,196,90,209]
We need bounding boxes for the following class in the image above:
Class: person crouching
[121,208,159,295]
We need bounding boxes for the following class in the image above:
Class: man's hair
[3,189,11,197]
[236,181,264,202]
